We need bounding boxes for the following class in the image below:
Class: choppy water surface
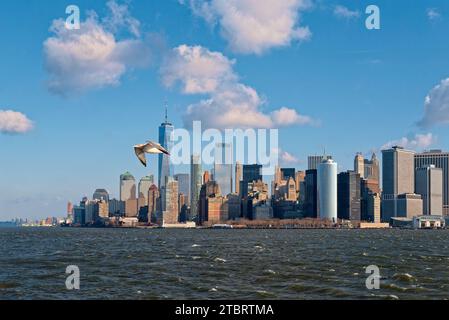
[0,228,448,300]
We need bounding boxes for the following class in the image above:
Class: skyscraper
[120,172,136,202]
[174,173,190,205]
[190,155,202,221]
[354,153,365,179]
[415,150,449,215]
[364,153,380,183]
[317,159,338,221]
[148,184,159,223]
[281,168,296,181]
[295,171,306,200]
[93,189,110,202]
[337,171,361,221]
[161,177,179,225]
[241,164,263,197]
[304,169,318,218]
[214,143,233,197]
[382,146,416,221]
[308,155,333,170]
[235,161,242,196]
[138,176,154,205]
[158,106,174,189]
[416,165,443,216]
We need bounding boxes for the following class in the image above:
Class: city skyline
[2,0,449,219]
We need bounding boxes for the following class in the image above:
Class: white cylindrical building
[318,159,338,221]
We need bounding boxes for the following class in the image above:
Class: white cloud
[418,78,449,128]
[103,0,141,37]
[281,151,300,164]
[271,107,317,126]
[333,5,360,19]
[272,147,300,164]
[427,8,441,21]
[43,1,151,95]
[381,133,437,151]
[163,45,317,129]
[183,83,273,129]
[181,0,312,55]
[0,110,34,134]
[161,45,236,94]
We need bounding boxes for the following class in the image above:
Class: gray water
[1,228,448,300]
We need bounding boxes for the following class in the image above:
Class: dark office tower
[243,164,263,183]
[382,146,416,221]
[190,155,202,221]
[360,178,381,221]
[235,162,242,196]
[158,105,174,190]
[304,169,318,218]
[281,168,296,181]
[241,164,263,197]
[337,171,361,221]
[415,150,449,216]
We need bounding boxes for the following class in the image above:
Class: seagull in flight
[134,141,170,167]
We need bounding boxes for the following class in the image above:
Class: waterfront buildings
[364,153,380,183]
[93,189,109,202]
[281,168,295,181]
[214,143,233,197]
[148,184,159,223]
[120,172,136,202]
[161,177,179,225]
[415,150,449,215]
[199,181,224,224]
[295,171,306,201]
[415,165,443,216]
[235,162,242,196]
[241,164,263,197]
[337,171,361,221]
[317,159,338,221]
[354,153,365,179]
[308,155,332,170]
[304,169,318,218]
[397,193,423,218]
[366,193,381,223]
[382,146,416,221]
[174,174,190,206]
[138,176,154,205]
[190,155,202,221]
[158,108,174,189]
[360,178,381,222]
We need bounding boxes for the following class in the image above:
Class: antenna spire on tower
[164,100,168,123]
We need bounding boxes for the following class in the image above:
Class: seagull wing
[146,142,170,155]
[134,145,147,167]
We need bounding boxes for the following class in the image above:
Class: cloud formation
[0,110,34,134]
[333,5,360,19]
[417,78,449,128]
[43,1,151,95]
[381,133,437,151]
[162,45,316,129]
[180,0,311,55]
[427,8,441,21]
[160,45,236,94]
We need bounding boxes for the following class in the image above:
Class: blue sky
[1,0,449,220]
